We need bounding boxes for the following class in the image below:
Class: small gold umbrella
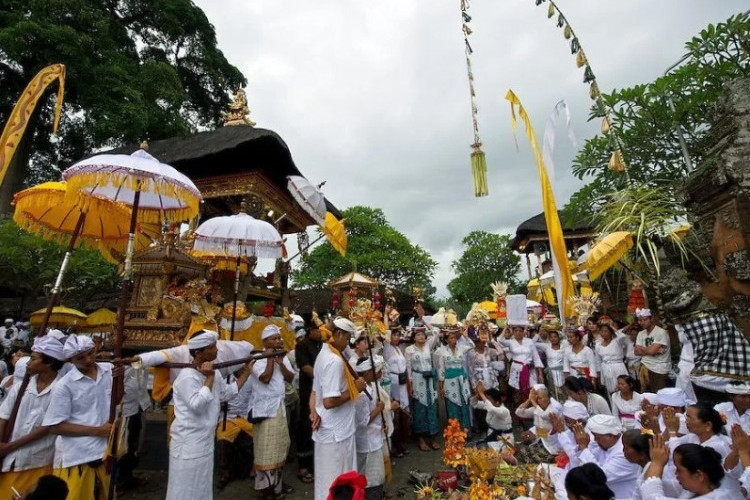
[79,308,117,333]
[584,231,634,281]
[29,305,87,328]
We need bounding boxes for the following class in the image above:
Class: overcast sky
[193,0,746,297]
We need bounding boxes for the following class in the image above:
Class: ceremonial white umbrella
[62,148,201,454]
[193,213,283,339]
[287,175,326,225]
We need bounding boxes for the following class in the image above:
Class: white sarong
[166,453,213,500]
[314,435,356,500]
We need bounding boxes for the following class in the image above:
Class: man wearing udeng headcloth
[166,329,253,500]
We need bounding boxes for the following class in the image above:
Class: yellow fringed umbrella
[13,182,160,257]
[321,211,347,257]
[29,305,87,328]
[584,231,634,281]
[79,308,117,333]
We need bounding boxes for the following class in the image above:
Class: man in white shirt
[716,381,750,434]
[354,356,386,500]
[117,355,152,492]
[633,308,671,392]
[250,324,295,498]
[0,336,65,496]
[312,317,367,500]
[43,335,113,500]
[572,414,641,498]
[165,330,252,500]
[0,318,17,351]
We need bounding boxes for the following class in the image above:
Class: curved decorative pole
[532,0,631,183]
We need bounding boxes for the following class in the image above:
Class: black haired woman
[564,376,612,417]
[611,375,643,430]
[565,463,615,500]
[622,429,652,500]
[642,433,727,499]
[667,402,731,459]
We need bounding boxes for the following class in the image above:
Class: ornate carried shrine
[121,233,209,349]
[329,271,380,315]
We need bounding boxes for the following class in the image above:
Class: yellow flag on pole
[505,90,574,319]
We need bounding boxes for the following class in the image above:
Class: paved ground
[122,437,444,499]
[122,409,447,499]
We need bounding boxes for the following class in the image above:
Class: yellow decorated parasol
[29,305,87,328]
[13,182,160,256]
[321,211,347,257]
[584,231,634,281]
[80,308,117,333]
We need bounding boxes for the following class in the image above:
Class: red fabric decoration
[327,471,367,500]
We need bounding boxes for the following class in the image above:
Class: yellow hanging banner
[505,90,575,319]
[0,64,66,189]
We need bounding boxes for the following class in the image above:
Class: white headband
[586,414,622,435]
[656,387,686,407]
[725,381,750,395]
[635,308,652,318]
[333,317,358,335]
[32,335,67,361]
[62,334,95,359]
[563,400,589,421]
[261,324,281,340]
[187,330,219,350]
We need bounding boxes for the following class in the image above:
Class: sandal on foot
[430,442,441,450]
[296,471,314,484]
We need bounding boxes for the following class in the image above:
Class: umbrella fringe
[64,171,201,224]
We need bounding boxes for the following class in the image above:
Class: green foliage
[0,0,246,192]
[566,11,750,220]
[0,219,120,313]
[292,206,438,298]
[447,231,522,310]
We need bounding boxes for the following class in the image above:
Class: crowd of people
[0,302,748,500]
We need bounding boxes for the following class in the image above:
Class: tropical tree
[447,231,522,310]
[0,220,121,315]
[566,11,750,223]
[292,206,438,297]
[0,0,246,211]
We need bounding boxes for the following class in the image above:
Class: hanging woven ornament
[608,149,626,172]
[471,143,489,197]
[535,0,546,6]
[563,24,572,40]
[583,66,595,83]
[576,50,587,68]
[570,37,580,54]
[547,3,555,18]
[460,0,489,197]
[589,81,600,100]
[557,14,565,28]
[601,116,611,135]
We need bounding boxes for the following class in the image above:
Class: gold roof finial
[222,88,256,127]
[140,140,149,150]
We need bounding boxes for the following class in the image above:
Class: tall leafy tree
[447,231,522,310]
[566,12,750,222]
[0,220,120,316]
[0,0,246,211]
[292,206,438,297]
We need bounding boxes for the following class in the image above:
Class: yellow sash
[328,341,359,401]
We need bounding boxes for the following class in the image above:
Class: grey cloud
[195,0,746,296]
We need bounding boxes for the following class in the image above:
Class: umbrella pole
[365,336,392,460]
[38,211,87,335]
[107,187,140,500]
[286,233,325,262]
[222,253,242,432]
[3,212,87,444]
